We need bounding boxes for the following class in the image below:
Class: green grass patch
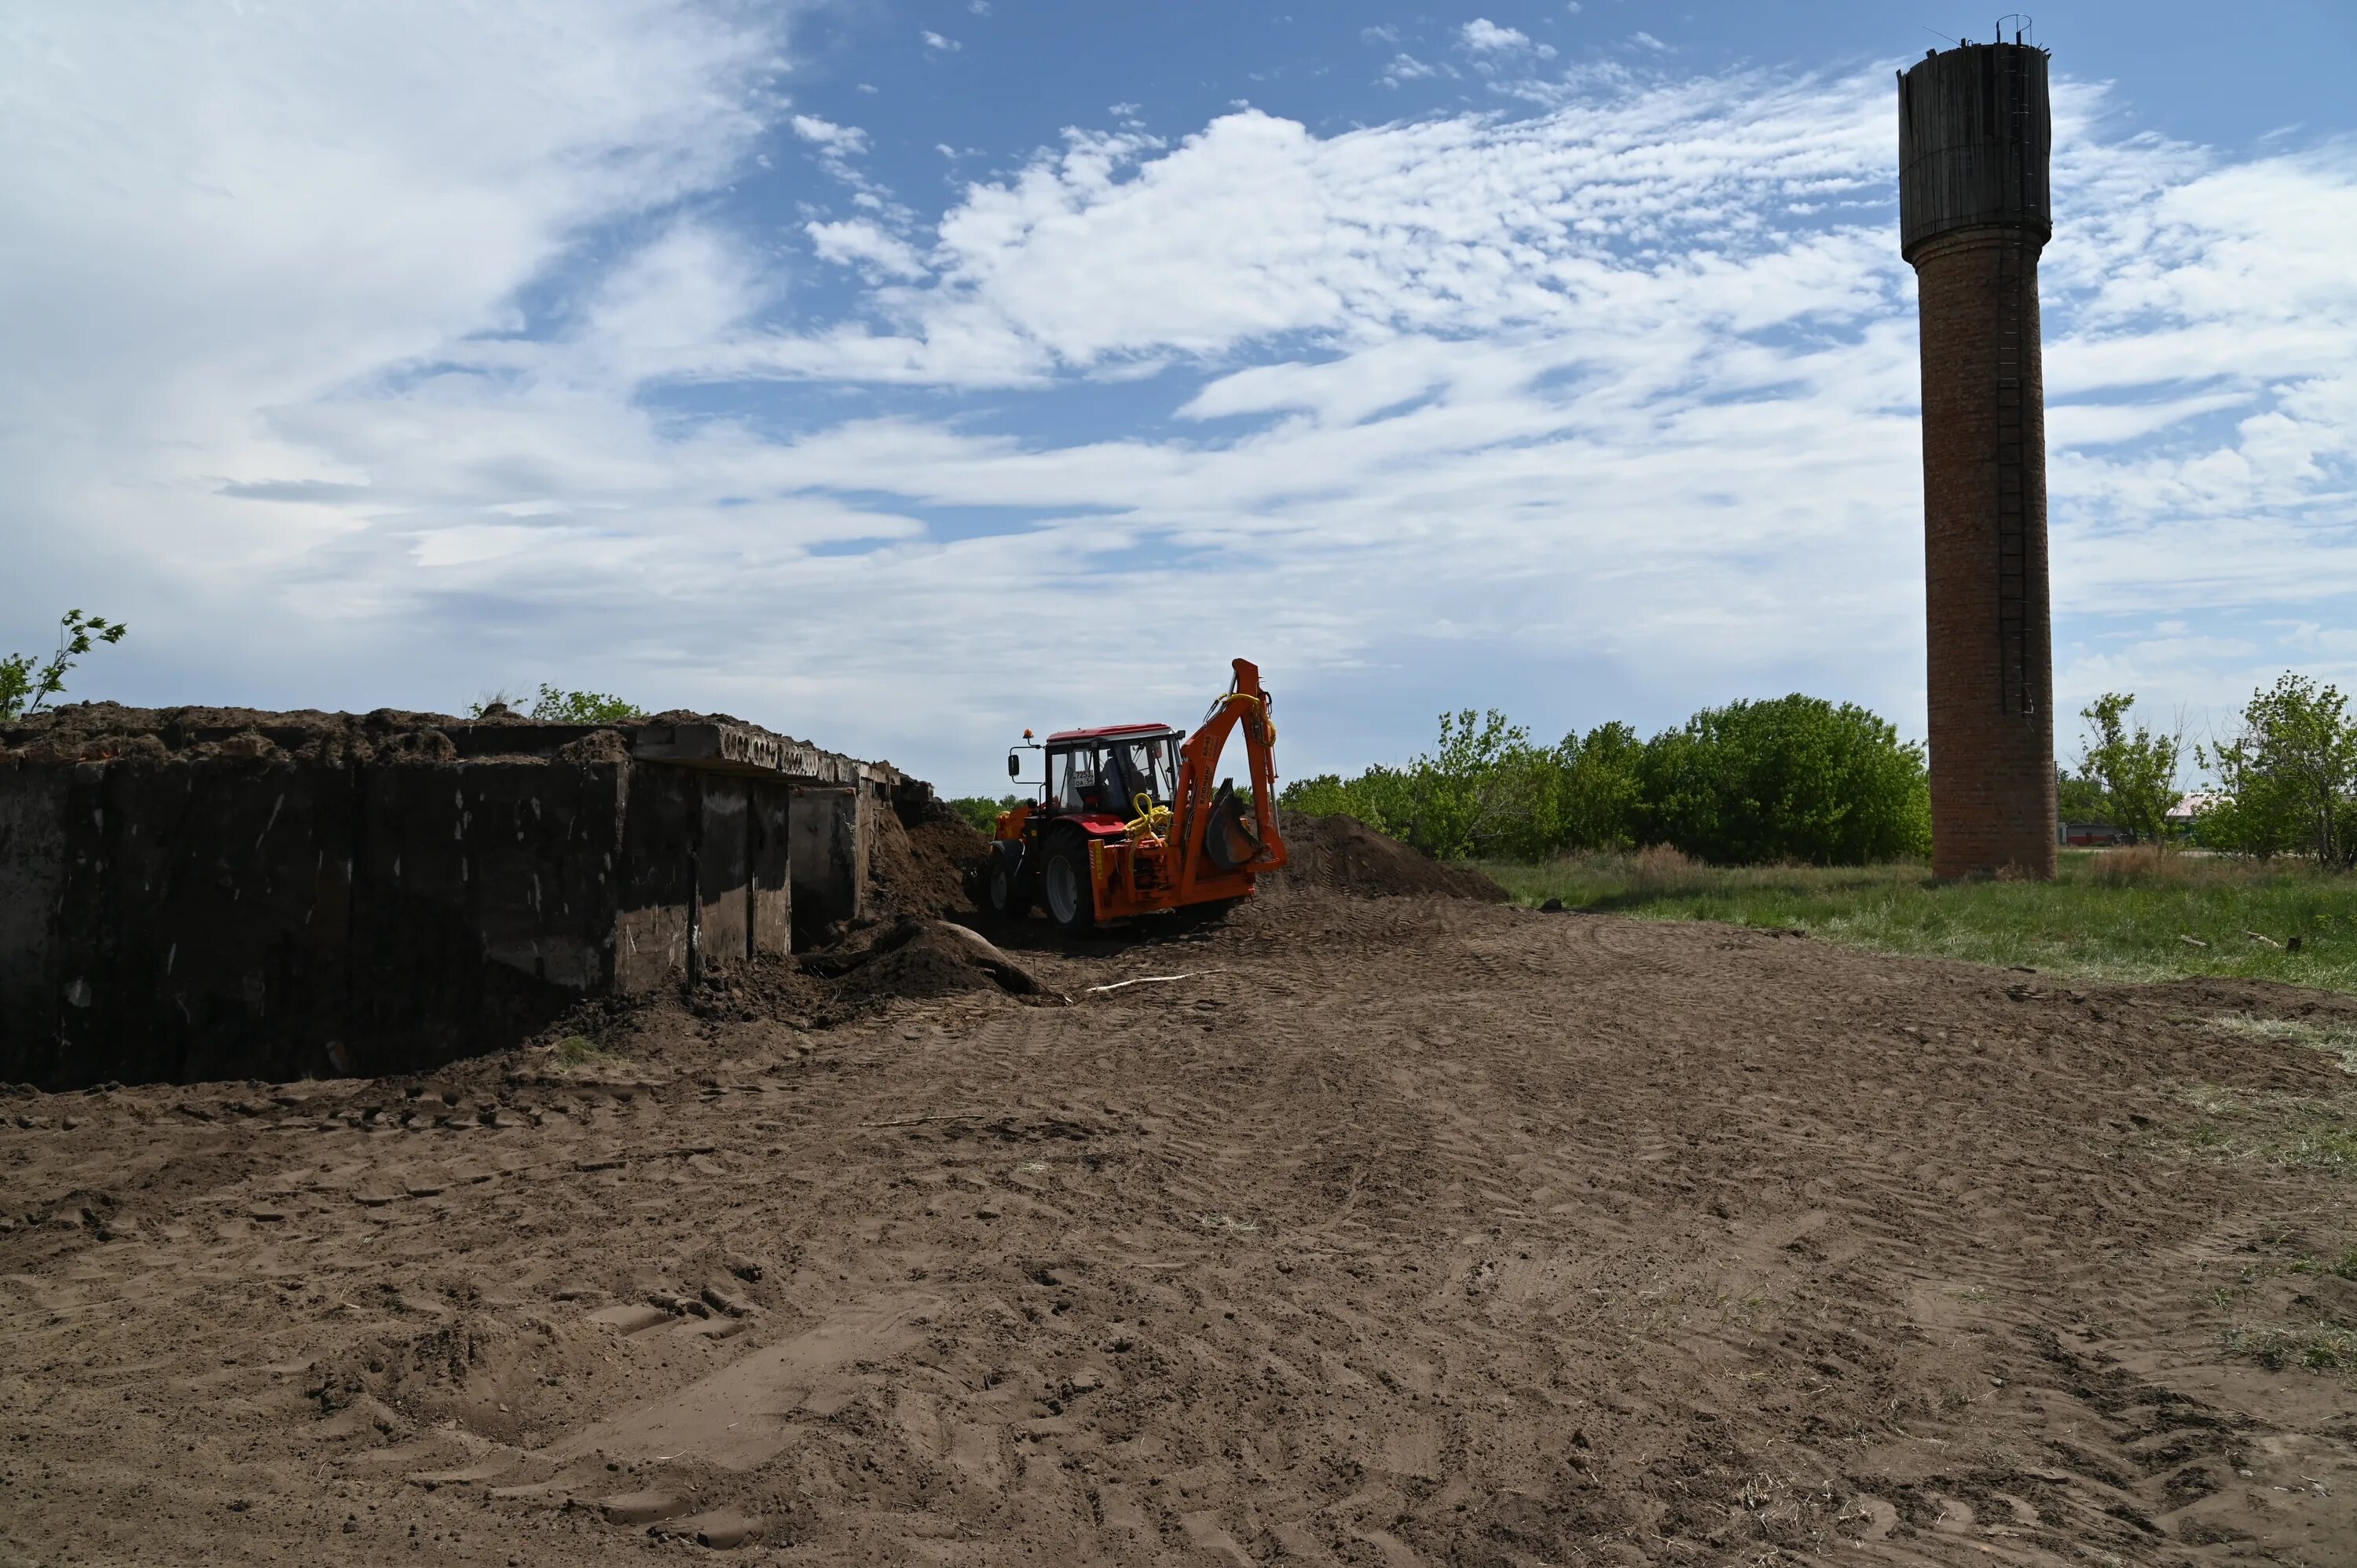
[2286,1249,2357,1282]
[1477,846,2357,992]
[549,1035,624,1071]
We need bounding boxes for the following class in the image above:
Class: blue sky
[4,2,2354,794]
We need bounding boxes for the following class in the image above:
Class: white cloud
[806,218,928,278]
[1362,24,1399,45]
[790,113,867,152]
[1461,20,1530,51]
[1631,31,1669,52]
[4,12,2353,789]
[1380,53,1445,88]
[922,30,959,52]
[1457,18,1555,68]
[789,112,896,202]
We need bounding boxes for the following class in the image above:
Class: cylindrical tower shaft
[1899,41,2057,880]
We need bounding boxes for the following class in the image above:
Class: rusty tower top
[1897,35,2052,262]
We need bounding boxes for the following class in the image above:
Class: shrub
[1638,695,1931,865]
[527,684,640,723]
[1282,694,1928,866]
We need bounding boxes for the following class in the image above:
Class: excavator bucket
[1203,779,1262,874]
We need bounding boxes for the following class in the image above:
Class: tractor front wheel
[979,842,1029,919]
[1039,833,1097,935]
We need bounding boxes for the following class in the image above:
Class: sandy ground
[5,888,2355,1566]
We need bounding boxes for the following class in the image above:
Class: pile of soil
[0,702,856,772]
[1272,811,1508,901]
[3,702,456,765]
[802,918,1048,1009]
[0,701,625,767]
[867,800,988,919]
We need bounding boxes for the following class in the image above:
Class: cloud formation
[2,5,2352,789]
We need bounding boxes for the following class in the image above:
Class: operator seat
[1094,748,1135,815]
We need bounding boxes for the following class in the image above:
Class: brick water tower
[1898,27,2058,879]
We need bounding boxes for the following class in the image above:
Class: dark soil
[813,919,1051,1011]
[1,701,605,765]
[1270,811,1508,902]
[5,892,2352,1565]
[0,701,867,771]
[868,800,988,920]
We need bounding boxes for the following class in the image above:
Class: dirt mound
[0,700,629,767]
[9,896,2355,1564]
[867,800,989,918]
[2,702,455,765]
[803,918,1049,1009]
[1272,812,1508,901]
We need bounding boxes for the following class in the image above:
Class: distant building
[2168,790,2227,826]
[2059,820,2128,848]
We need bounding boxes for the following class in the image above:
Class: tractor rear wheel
[1039,832,1097,935]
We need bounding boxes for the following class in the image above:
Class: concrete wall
[0,756,797,1089]
[789,786,870,946]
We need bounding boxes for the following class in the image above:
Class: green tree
[1552,721,1648,852]
[947,795,1028,834]
[1639,694,1930,865]
[2056,765,2107,822]
[1417,709,1530,859]
[2198,674,2356,867]
[1282,695,1928,867]
[2075,692,2183,845]
[1,610,129,721]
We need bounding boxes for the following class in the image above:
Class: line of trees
[2059,676,2356,870]
[1280,694,1933,866]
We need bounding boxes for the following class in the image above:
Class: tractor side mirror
[1006,753,1021,778]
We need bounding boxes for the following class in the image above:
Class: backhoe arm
[1171,658,1288,898]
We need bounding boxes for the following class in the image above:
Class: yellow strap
[1222,691,1276,748]
[1126,792,1173,839]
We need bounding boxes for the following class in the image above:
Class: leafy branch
[1,610,130,721]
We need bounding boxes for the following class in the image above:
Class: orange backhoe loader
[976,658,1288,932]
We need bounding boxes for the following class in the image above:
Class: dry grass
[2221,1322,2357,1374]
[2210,1013,2357,1075]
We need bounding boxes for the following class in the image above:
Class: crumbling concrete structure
[0,705,922,1088]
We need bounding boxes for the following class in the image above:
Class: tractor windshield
[1050,734,1179,815]
[1106,735,1178,810]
